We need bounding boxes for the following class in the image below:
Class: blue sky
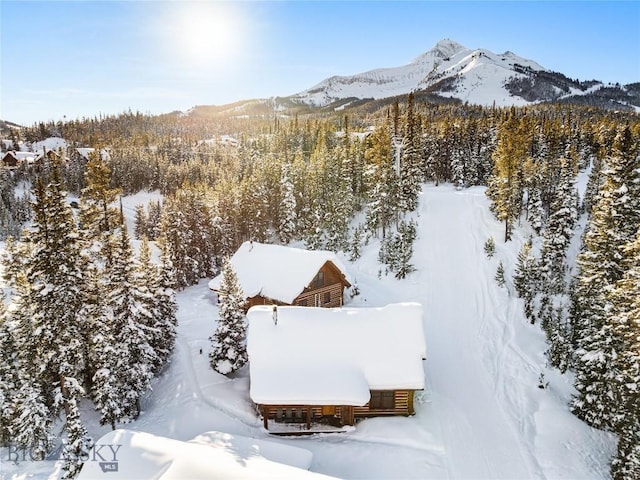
[2,1,639,125]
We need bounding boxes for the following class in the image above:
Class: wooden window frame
[369,391,395,410]
[312,271,325,289]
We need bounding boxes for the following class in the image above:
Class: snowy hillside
[1,184,616,479]
[288,38,638,110]
[290,39,545,107]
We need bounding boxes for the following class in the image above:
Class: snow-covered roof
[3,151,43,163]
[208,242,351,304]
[247,303,426,405]
[75,147,111,161]
[77,429,335,479]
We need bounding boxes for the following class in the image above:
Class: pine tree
[538,158,578,295]
[210,259,247,375]
[137,237,177,371]
[11,377,53,460]
[278,163,297,244]
[571,126,640,430]
[364,125,398,239]
[398,92,423,212]
[608,231,640,475]
[487,110,531,241]
[134,203,148,240]
[611,425,640,480]
[484,236,496,258]
[107,227,158,418]
[19,161,90,458]
[59,377,92,479]
[0,300,17,445]
[513,238,536,322]
[495,261,506,287]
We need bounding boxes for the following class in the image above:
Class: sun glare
[174,3,241,67]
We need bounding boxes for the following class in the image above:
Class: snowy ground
[1,184,616,479]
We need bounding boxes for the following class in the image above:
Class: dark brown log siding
[353,390,415,417]
[242,261,350,311]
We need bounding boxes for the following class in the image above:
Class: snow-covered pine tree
[513,238,536,322]
[611,425,640,480]
[349,224,365,261]
[106,226,158,418]
[91,307,123,430]
[210,259,247,375]
[364,125,398,239]
[608,231,640,476]
[278,163,297,244]
[0,300,17,445]
[154,242,178,369]
[134,203,148,240]
[398,92,423,213]
[137,237,177,372]
[159,198,197,289]
[22,162,91,459]
[79,154,122,266]
[58,377,92,479]
[571,125,640,430]
[394,219,417,279]
[147,200,163,240]
[484,236,496,258]
[495,261,506,287]
[11,376,53,460]
[538,158,578,295]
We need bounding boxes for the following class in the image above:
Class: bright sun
[175,4,240,66]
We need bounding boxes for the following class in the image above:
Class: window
[298,299,308,306]
[312,271,324,288]
[324,292,331,304]
[369,391,395,410]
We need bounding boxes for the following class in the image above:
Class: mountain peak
[289,41,635,111]
[432,38,467,57]
[412,38,467,64]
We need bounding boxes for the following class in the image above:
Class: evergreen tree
[513,238,536,322]
[278,163,297,244]
[134,203,148,240]
[147,200,163,240]
[484,236,496,258]
[0,300,17,445]
[398,92,423,212]
[608,231,640,476]
[137,237,177,371]
[20,162,90,458]
[571,126,640,430]
[538,159,578,295]
[210,259,247,375]
[495,261,506,287]
[364,126,398,239]
[107,227,158,418]
[59,377,92,479]
[487,111,531,241]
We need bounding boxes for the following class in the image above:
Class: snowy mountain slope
[1,185,616,479]
[288,38,639,110]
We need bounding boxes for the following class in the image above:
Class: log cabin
[246,303,427,433]
[208,241,352,310]
[2,151,43,168]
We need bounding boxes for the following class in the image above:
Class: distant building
[208,241,352,310]
[2,151,43,168]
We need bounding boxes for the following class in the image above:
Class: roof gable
[247,303,426,405]
[208,242,351,304]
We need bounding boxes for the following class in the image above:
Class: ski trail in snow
[416,187,537,479]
